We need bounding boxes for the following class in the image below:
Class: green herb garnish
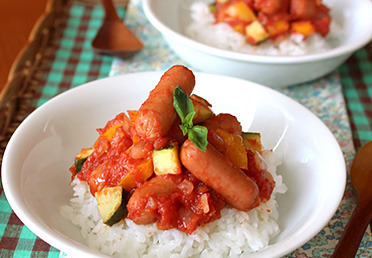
[173,86,208,151]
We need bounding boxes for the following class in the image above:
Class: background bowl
[143,0,372,87]
[2,72,346,257]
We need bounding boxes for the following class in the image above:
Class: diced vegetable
[215,129,248,169]
[242,132,263,153]
[190,95,213,124]
[119,158,153,192]
[95,186,129,226]
[266,20,290,38]
[127,110,138,122]
[245,20,268,45]
[208,3,218,14]
[103,124,123,141]
[152,143,182,176]
[225,2,256,22]
[74,148,94,173]
[291,21,315,37]
[190,94,212,107]
[212,0,331,45]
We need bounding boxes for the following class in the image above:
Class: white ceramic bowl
[143,0,372,87]
[2,72,346,257]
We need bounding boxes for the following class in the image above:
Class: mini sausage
[135,65,195,141]
[290,0,317,20]
[180,139,259,211]
[127,176,178,225]
[254,0,289,15]
[201,113,243,135]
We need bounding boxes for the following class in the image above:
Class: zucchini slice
[74,148,94,173]
[190,94,213,124]
[152,143,182,176]
[242,132,263,153]
[95,186,129,226]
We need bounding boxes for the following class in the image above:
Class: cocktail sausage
[135,65,195,141]
[180,139,259,211]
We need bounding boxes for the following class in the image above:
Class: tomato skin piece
[244,150,275,202]
[312,5,331,37]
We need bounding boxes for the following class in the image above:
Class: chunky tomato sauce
[211,0,331,45]
[70,90,275,234]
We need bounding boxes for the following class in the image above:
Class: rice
[185,1,342,56]
[60,150,287,257]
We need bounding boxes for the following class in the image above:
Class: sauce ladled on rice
[69,66,275,233]
[186,0,341,56]
[61,66,287,256]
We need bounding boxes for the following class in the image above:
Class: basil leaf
[173,86,208,151]
[179,124,189,136]
[184,111,195,129]
[188,126,208,152]
[173,86,194,122]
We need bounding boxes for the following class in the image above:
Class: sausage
[135,65,195,141]
[180,139,259,211]
[290,0,317,20]
[201,113,242,136]
[127,176,178,225]
[254,0,289,15]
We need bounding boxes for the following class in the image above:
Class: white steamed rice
[60,150,287,257]
[185,1,342,56]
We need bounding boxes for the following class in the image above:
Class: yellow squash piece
[216,129,248,169]
[245,20,268,45]
[225,2,256,22]
[119,158,153,192]
[191,95,213,124]
[242,132,263,153]
[152,143,182,176]
[291,21,315,37]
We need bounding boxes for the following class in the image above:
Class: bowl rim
[142,0,372,64]
[2,71,346,257]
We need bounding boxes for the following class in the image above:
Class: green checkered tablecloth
[0,0,371,257]
[340,46,372,150]
[35,3,115,108]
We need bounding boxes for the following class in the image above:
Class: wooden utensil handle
[101,0,120,20]
[331,198,372,257]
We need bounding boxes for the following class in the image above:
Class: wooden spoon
[331,141,372,257]
[92,0,143,59]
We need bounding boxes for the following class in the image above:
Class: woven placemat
[0,0,118,255]
[0,0,66,163]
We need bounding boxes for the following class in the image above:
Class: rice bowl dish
[143,0,372,87]
[186,1,343,56]
[59,66,287,256]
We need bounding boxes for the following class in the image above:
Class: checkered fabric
[34,2,119,108]
[340,42,372,150]
[0,1,123,256]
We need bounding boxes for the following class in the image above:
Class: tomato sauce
[70,104,275,234]
[212,0,331,44]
